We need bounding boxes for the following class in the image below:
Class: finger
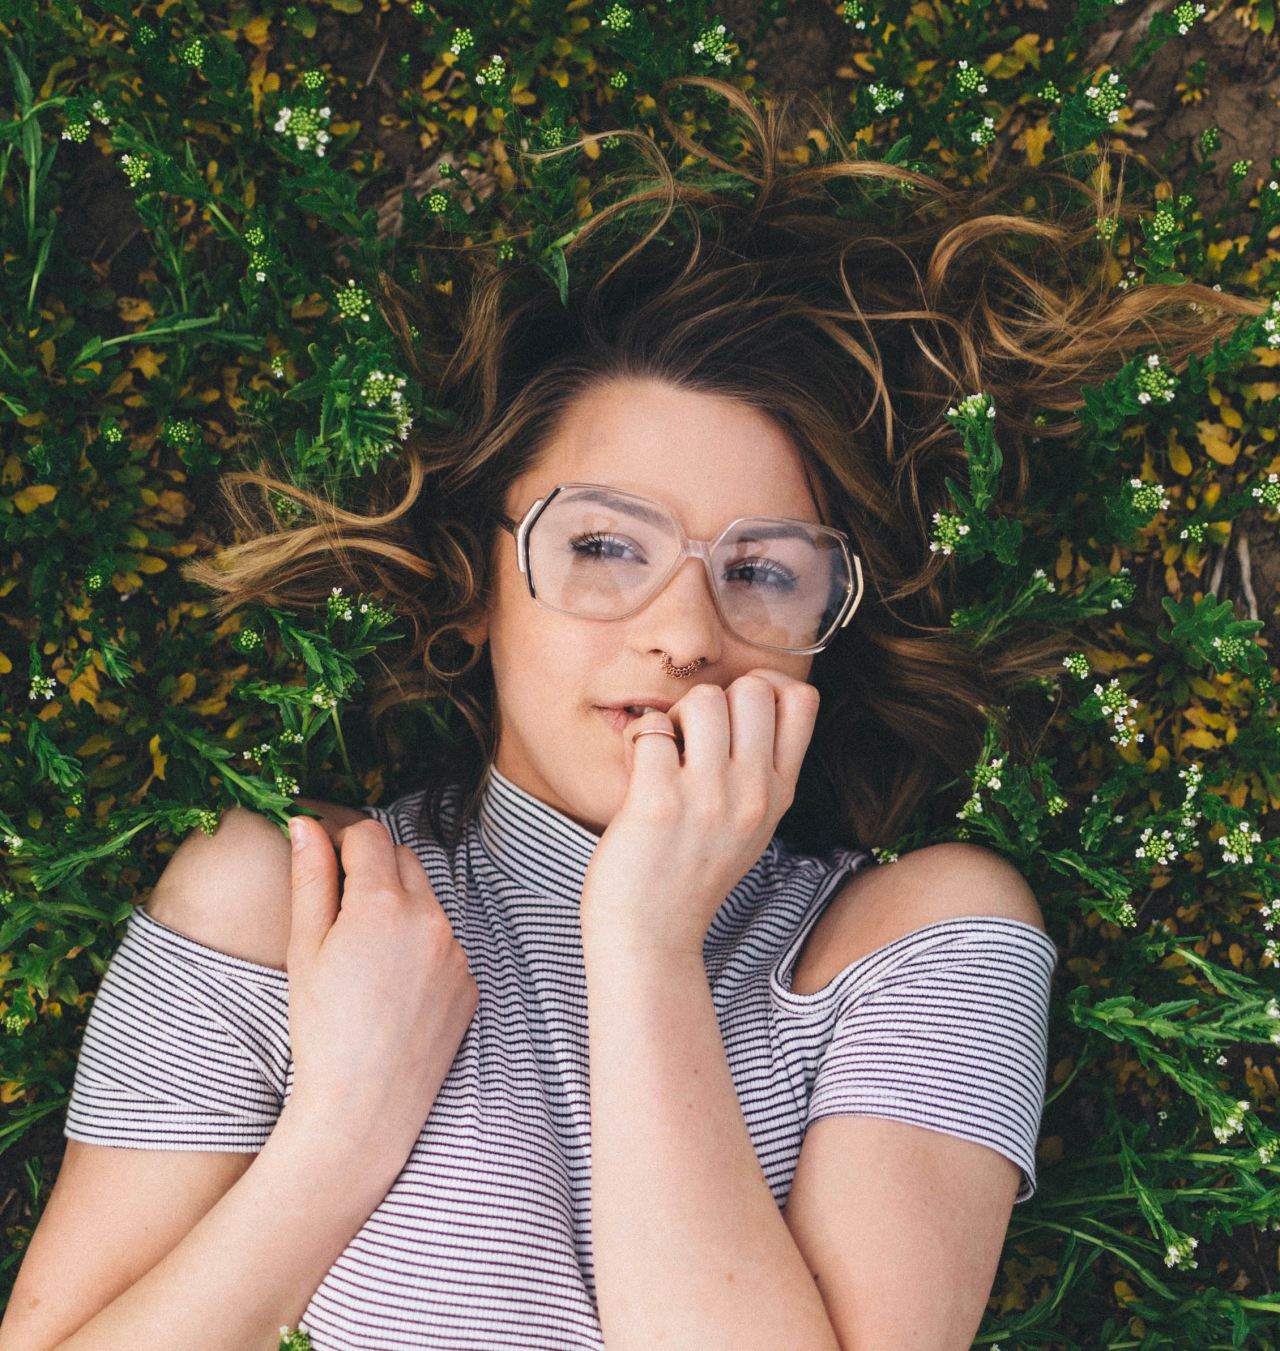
[392,842,435,898]
[674,683,728,764]
[287,815,339,967]
[774,680,821,783]
[626,709,681,776]
[725,672,779,767]
[338,818,403,892]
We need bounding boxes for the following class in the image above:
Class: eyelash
[568,532,796,588]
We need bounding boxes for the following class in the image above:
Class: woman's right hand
[283,814,480,1166]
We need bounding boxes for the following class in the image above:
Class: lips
[597,698,676,714]
[594,706,683,748]
[595,706,646,734]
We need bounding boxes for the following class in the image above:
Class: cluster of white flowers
[691,22,733,65]
[1109,565,1135,610]
[1161,765,1200,856]
[360,369,407,408]
[1213,1098,1250,1143]
[953,59,988,97]
[310,682,340,710]
[1082,70,1124,124]
[1164,1233,1199,1270]
[1134,352,1178,405]
[29,673,57,700]
[868,82,905,115]
[929,510,970,556]
[1218,818,1262,866]
[473,54,507,87]
[1094,677,1143,746]
[328,585,373,624]
[119,151,152,188]
[272,105,332,157]
[1113,897,1137,926]
[246,728,303,769]
[1261,901,1276,938]
[946,392,997,422]
[1252,471,1280,509]
[1172,0,1206,35]
[1129,477,1171,516]
[1062,651,1090,680]
[1261,295,1280,350]
[335,278,372,324]
[1264,998,1280,1047]
[1135,825,1176,866]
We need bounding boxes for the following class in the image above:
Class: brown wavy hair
[183,76,1268,856]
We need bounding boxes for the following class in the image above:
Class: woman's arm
[50,1095,406,1351]
[581,938,841,1351]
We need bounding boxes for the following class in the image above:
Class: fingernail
[289,819,304,851]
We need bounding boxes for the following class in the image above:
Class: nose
[635,552,725,652]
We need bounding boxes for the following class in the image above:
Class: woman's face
[461,375,825,836]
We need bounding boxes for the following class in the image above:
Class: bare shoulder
[791,842,1045,996]
[143,797,371,972]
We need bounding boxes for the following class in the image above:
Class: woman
[7,79,1264,1351]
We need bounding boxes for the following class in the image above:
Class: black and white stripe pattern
[64,765,1058,1348]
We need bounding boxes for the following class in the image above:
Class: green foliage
[2,0,1280,1345]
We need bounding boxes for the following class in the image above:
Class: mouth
[595,706,646,734]
[594,706,684,748]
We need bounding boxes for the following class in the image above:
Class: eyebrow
[571,488,820,541]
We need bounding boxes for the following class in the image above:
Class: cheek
[488,607,601,708]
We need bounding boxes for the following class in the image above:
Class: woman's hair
[183,76,1267,855]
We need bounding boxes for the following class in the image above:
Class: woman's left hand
[578,668,821,959]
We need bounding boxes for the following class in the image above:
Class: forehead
[515,377,823,534]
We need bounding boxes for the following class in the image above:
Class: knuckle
[425,911,460,950]
[350,818,392,842]
[394,843,422,867]
[363,882,404,905]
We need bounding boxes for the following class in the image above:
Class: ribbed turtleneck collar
[475,763,603,904]
[472,763,781,930]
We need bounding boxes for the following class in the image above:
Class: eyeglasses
[497,482,865,656]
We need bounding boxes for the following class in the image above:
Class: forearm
[54,1098,403,1351]
[581,937,840,1351]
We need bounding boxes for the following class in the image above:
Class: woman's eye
[570,532,640,561]
[728,560,795,591]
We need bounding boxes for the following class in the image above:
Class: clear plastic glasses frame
[497,481,866,656]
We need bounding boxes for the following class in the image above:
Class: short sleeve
[63,907,292,1152]
[804,917,1058,1204]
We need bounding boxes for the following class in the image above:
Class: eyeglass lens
[525,487,851,650]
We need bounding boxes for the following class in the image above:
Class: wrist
[277,1086,416,1188]
[580,920,706,970]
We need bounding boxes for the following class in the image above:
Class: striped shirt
[64,763,1059,1349]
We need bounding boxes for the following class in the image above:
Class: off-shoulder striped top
[63,763,1059,1349]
